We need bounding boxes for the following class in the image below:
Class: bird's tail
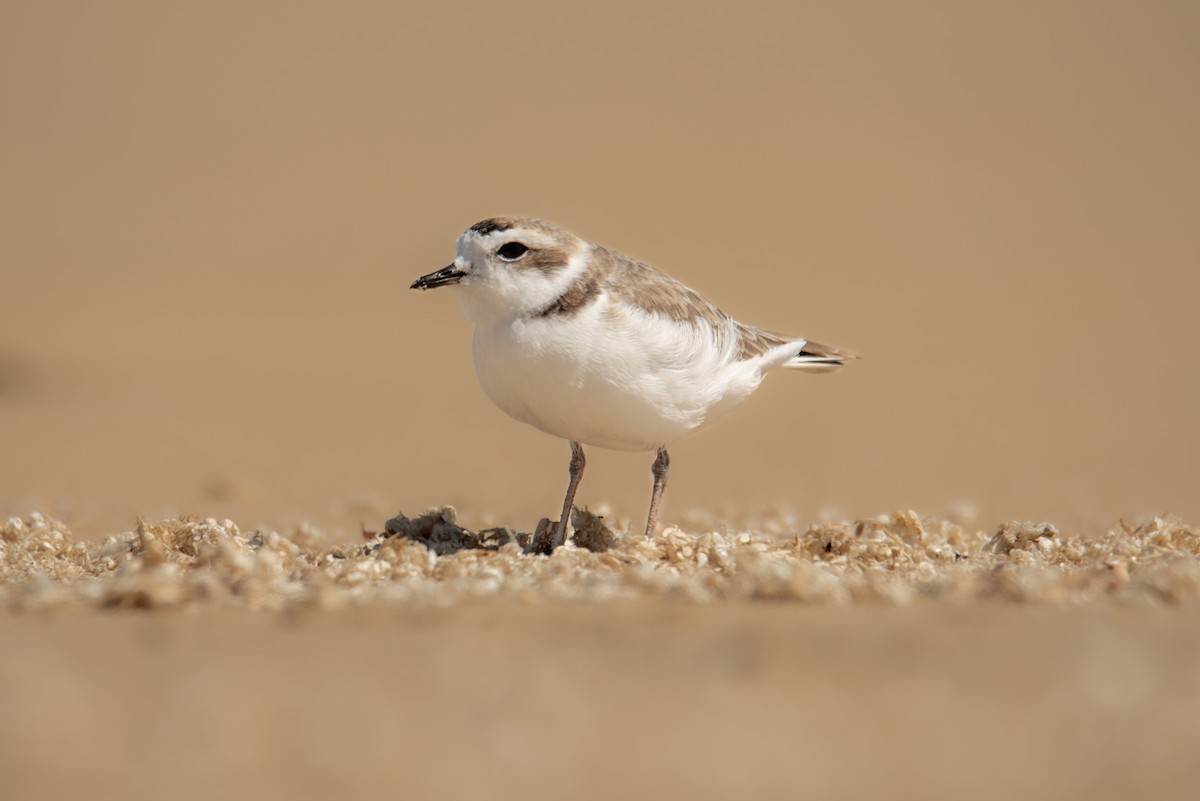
[781,339,857,373]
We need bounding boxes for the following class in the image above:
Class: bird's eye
[497,242,529,261]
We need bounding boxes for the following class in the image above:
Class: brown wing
[591,243,856,368]
[592,245,734,333]
[734,327,857,367]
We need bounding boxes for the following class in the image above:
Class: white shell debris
[1,510,1198,610]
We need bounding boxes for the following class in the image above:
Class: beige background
[4,604,1199,801]
[2,1,1198,538]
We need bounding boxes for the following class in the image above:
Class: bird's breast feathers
[471,294,764,451]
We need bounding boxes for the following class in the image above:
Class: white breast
[470,294,765,452]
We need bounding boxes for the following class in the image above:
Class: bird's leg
[643,447,670,538]
[553,441,586,548]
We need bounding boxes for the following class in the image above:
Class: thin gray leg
[554,441,586,548]
[643,447,670,537]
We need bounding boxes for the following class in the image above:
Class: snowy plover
[412,218,854,549]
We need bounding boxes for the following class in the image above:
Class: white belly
[470,303,763,452]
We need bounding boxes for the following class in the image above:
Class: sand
[4,506,1200,799]
[4,508,1199,611]
[4,508,1200,801]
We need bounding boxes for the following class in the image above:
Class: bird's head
[412,217,588,325]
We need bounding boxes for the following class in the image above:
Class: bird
[411,217,854,550]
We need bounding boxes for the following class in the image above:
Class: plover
[412,217,854,549]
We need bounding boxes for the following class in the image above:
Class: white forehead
[460,226,567,250]
[459,218,580,250]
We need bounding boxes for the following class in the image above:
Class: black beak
[411,264,467,290]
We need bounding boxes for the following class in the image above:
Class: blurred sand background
[4,604,1199,801]
[3,4,1200,799]
[2,0,1197,538]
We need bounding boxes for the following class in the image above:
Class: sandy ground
[3,509,1200,801]
[3,3,1200,799]
[5,508,1200,610]
[2,603,1198,801]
